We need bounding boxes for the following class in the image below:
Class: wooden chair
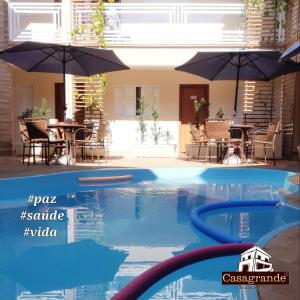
[205,119,244,164]
[24,118,66,165]
[249,121,281,166]
[74,119,109,163]
[18,119,31,164]
[189,123,208,160]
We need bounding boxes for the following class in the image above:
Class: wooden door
[179,84,209,152]
[55,83,65,122]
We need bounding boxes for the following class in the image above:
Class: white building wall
[103,69,236,156]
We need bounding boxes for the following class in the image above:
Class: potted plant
[193,97,209,128]
[216,107,225,119]
[20,98,51,119]
[136,96,147,144]
[151,97,161,145]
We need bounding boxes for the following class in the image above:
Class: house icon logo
[238,246,273,272]
[222,245,289,286]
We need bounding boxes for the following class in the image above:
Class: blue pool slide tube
[112,243,254,300]
[191,200,279,243]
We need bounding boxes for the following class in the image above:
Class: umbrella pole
[63,48,66,121]
[233,53,241,117]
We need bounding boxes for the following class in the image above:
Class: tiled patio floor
[0,155,299,178]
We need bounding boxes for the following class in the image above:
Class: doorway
[242,264,249,272]
[179,84,209,152]
[55,83,65,122]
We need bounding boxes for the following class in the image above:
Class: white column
[65,74,73,120]
[61,0,72,44]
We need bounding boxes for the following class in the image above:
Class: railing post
[61,0,71,43]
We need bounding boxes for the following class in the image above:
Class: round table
[48,123,85,165]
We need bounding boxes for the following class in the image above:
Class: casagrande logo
[222,246,289,285]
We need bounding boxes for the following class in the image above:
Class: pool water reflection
[0,178,298,300]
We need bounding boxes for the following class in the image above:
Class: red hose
[112,242,254,300]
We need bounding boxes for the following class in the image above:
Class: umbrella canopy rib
[74,57,92,77]
[246,56,269,80]
[211,58,231,80]
[176,53,225,69]
[27,49,60,72]
[75,48,130,69]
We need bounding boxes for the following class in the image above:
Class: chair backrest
[205,119,230,140]
[190,123,207,143]
[97,119,108,142]
[18,119,30,143]
[264,121,281,142]
[25,118,49,140]
[75,123,94,141]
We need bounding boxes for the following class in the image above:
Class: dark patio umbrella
[0,239,128,293]
[0,41,129,118]
[280,40,300,61]
[175,50,300,116]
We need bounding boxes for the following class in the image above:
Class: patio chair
[248,121,281,166]
[73,119,109,163]
[205,119,244,164]
[24,118,66,165]
[18,119,31,164]
[189,123,208,160]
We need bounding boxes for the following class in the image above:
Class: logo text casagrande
[222,246,289,286]
[222,272,289,285]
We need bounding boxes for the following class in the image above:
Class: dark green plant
[21,98,51,119]
[216,107,225,119]
[162,130,174,145]
[137,96,147,144]
[193,97,208,127]
[72,0,112,119]
[151,98,161,144]
[244,0,287,13]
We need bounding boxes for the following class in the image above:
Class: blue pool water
[0,168,299,300]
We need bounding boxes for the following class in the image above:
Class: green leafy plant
[74,75,106,120]
[21,98,51,119]
[193,97,208,127]
[137,96,147,144]
[162,130,174,145]
[216,107,225,119]
[72,0,112,120]
[244,0,287,10]
[151,98,161,144]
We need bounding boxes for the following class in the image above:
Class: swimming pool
[0,168,299,300]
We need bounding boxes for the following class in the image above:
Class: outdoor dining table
[230,123,254,140]
[48,123,86,165]
[216,123,255,163]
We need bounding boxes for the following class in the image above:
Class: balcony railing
[9,2,246,46]
[73,2,246,46]
[9,2,64,42]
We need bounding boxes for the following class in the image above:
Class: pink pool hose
[112,242,254,300]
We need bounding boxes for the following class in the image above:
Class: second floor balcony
[9,1,247,47]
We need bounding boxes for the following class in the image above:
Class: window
[257,255,261,260]
[248,255,251,259]
[265,257,269,262]
[256,263,268,270]
[114,86,160,117]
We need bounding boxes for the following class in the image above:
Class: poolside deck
[0,155,299,178]
[260,225,300,300]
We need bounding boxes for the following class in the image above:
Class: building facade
[0,0,299,158]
